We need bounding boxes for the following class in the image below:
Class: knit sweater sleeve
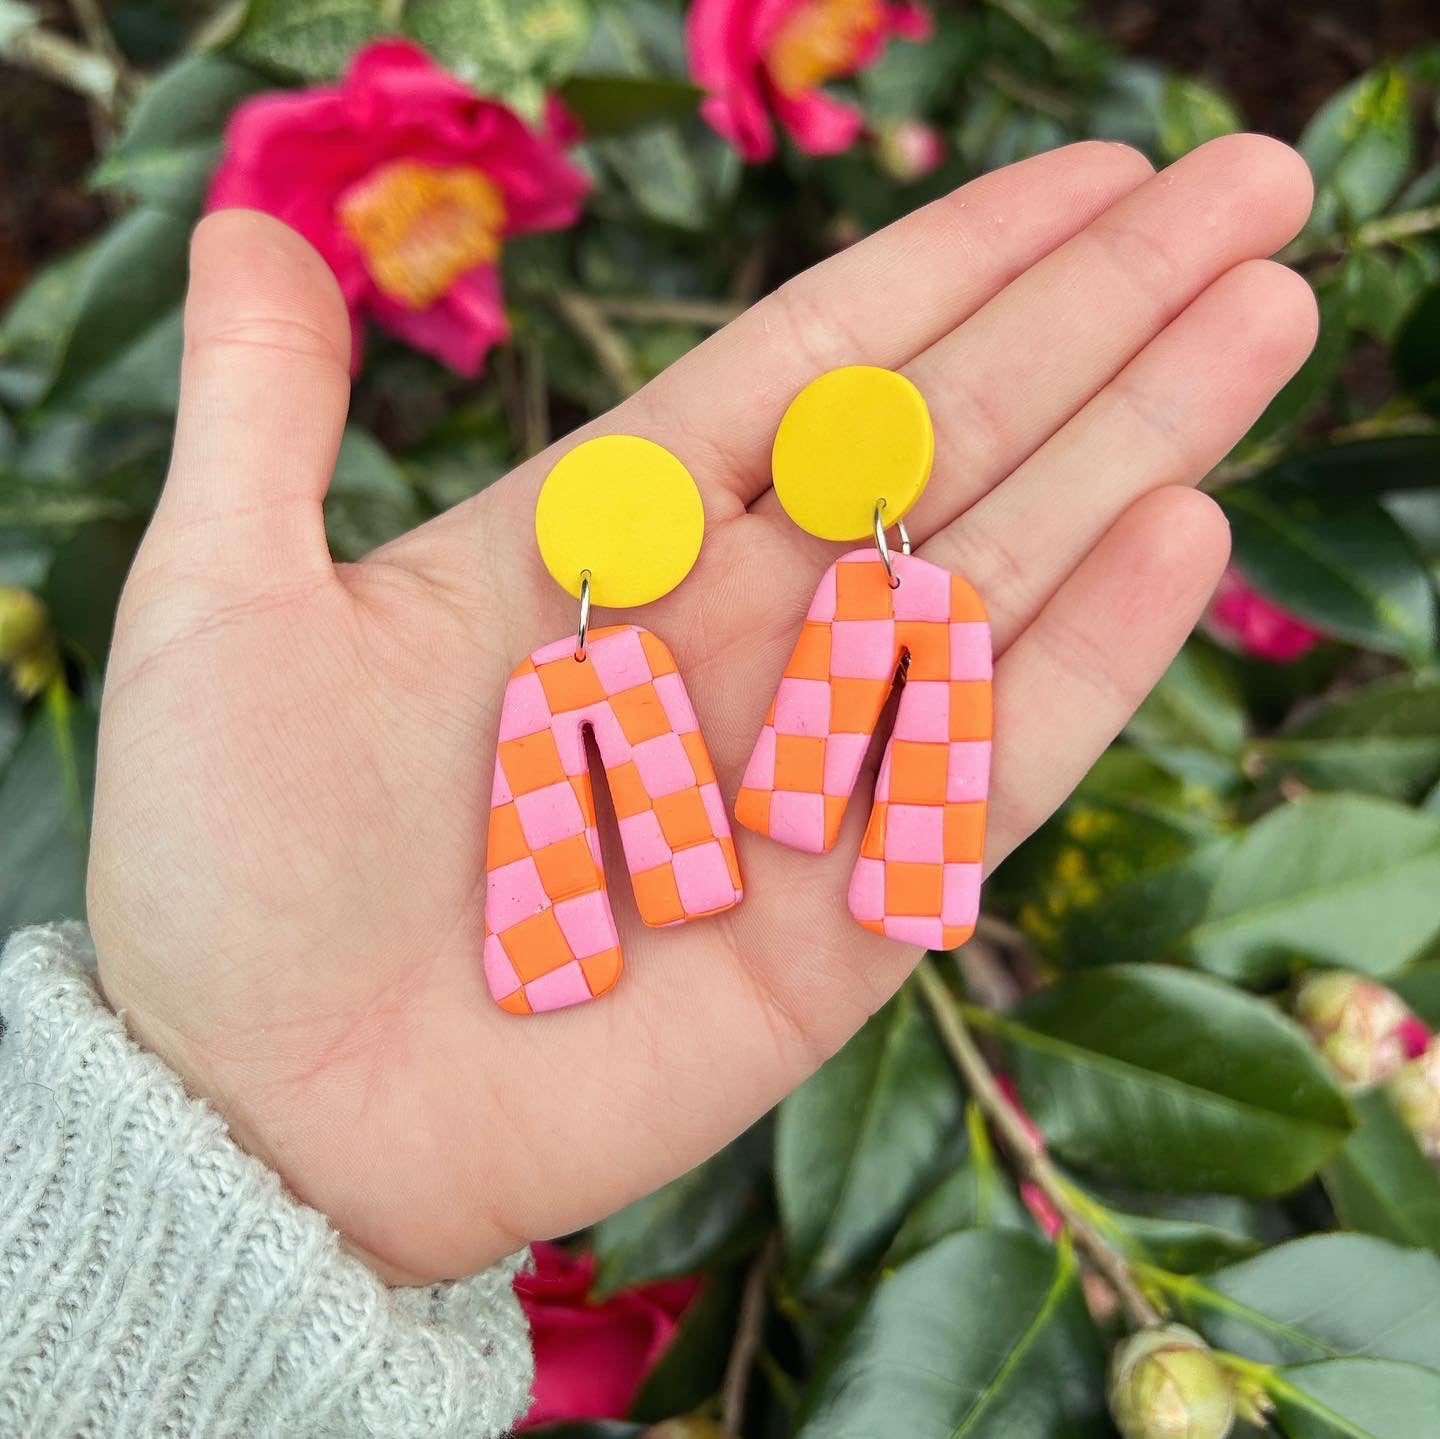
[0,923,535,1439]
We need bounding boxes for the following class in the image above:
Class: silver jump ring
[575,570,592,660]
[873,502,911,586]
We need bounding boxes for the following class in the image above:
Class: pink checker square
[823,732,869,797]
[848,856,885,922]
[883,914,946,948]
[526,960,594,1013]
[490,761,513,807]
[891,559,952,621]
[483,934,520,999]
[946,742,992,803]
[618,809,672,873]
[583,702,627,763]
[515,780,587,849]
[742,726,776,790]
[893,681,949,743]
[807,564,838,622]
[831,620,897,680]
[774,678,832,736]
[554,889,619,960]
[588,628,651,692]
[950,623,993,680]
[653,671,698,734]
[498,672,551,741]
[632,732,696,798]
[532,635,577,666]
[872,748,893,804]
[884,804,944,862]
[486,857,546,931]
[769,790,826,851]
[674,841,737,914]
[699,781,729,833]
[943,863,983,929]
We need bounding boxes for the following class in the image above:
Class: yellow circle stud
[771,366,934,541]
[536,435,705,607]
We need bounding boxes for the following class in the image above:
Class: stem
[0,20,122,109]
[720,1235,778,1434]
[913,958,1163,1329]
[549,290,644,398]
[1282,204,1440,264]
[589,295,743,329]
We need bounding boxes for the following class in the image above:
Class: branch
[549,289,645,398]
[1282,203,1440,264]
[590,295,743,329]
[913,957,1163,1328]
[720,1234,779,1434]
[0,17,121,109]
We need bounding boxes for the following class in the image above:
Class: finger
[923,257,1317,653]
[752,133,1312,545]
[152,209,352,581]
[985,485,1232,865]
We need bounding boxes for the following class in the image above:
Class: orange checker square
[835,560,895,620]
[499,909,574,983]
[639,629,678,677]
[949,681,993,741]
[681,730,717,786]
[654,786,713,849]
[537,653,608,713]
[943,802,987,863]
[830,676,890,734]
[611,682,671,745]
[497,988,533,1015]
[486,801,529,868]
[784,621,833,681]
[631,861,685,926]
[950,574,988,622]
[896,621,950,679]
[604,760,652,820]
[534,833,602,901]
[774,734,825,792]
[719,834,742,888]
[499,729,567,796]
[823,795,847,846]
[942,922,977,949]
[885,860,945,917]
[570,772,598,827]
[581,947,623,997]
[860,802,888,859]
[886,739,949,805]
[734,786,770,834]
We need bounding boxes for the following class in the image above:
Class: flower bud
[1109,1324,1235,1439]
[1294,970,1425,1088]
[0,587,48,665]
[10,644,61,699]
[1386,1043,1440,1161]
[874,119,946,182]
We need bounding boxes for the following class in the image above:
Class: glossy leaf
[1271,1359,1440,1439]
[1390,963,1440,1025]
[0,244,98,408]
[1249,434,1440,495]
[1158,76,1242,160]
[795,1232,1109,1439]
[1180,1234,1440,1366]
[1343,249,1428,343]
[1323,1089,1440,1254]
[592,1122,769,1297]
[1187,794,1440,983]
[1299,66,1414,224]
[776,986,963,1294]
[1125,640,1247,790]
[559,74,703,136]
[1221,479,1436,661]
[1090,1188,1264,1273]
[232,0,385,81]
[975,965,1352,1196]
[1394,285,1440,413]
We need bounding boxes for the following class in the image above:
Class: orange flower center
[766,0,884,98]
[338,161,508,310]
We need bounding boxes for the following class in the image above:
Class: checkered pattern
[735,549,991,949]
[484,624,743,1015]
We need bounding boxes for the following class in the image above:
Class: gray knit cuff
[0,923,535,1439]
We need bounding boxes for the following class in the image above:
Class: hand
[89,135,1316,1284]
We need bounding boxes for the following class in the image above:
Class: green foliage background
[3,1,1440,1435]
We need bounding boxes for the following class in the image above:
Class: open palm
[89,135,1316,1283]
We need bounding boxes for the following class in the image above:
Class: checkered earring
[482,436,743,1015]
[733,367,992,949]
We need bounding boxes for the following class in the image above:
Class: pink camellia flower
[875,117,946,181]
[1206,566,1326,663]
[687,0,931,162]
[208,40,589,375]
[514,1242,701,1429]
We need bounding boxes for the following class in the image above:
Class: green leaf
[591,1122,769,1297]
[1299,66,1415,225]
[0,690,97,932]
[231,0,385,82]
[1271,1359,1440,1439]
[558,73,701,136]
[1187,794,1440,983]
[1178,1234,1440,1367]
[1249,435,1440,496]
[405,0,590,115]
[975,965,1352,1196]
[1088,1188,1264,1273]
[0,244,97,408]
[627,1271,738,1424]
[1221,480,1436,661]
[776,986,963,1294]
[795,1232,1109,1439]
[1248,675,1440,801]
[1323,1088,1440,1254]
[1394,285,1440,413]
[93,54,269,214]
[1125,640,1247,790]
[42,517,146,668]
[1158,76,1242,160]
[1390,963,1440,1025]
[1342,249,1428,343]
[324,427,426,560]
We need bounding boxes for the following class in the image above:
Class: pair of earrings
[483,365,993,1016]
